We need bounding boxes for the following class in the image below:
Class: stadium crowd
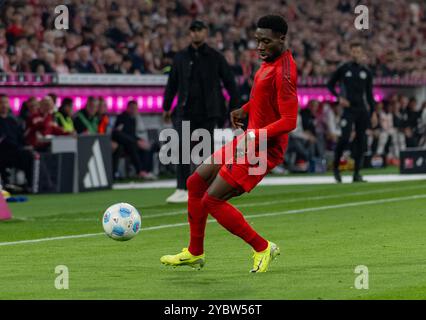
[1,92,426,189]
[1,0,426,192]
[0,0,425,77]
[0,94,159,191]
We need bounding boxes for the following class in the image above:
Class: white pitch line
[112,174,426,189]
[0,233,103,246]
[1,193,425,247]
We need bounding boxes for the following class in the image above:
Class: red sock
[187,172,209,256]
[202,193,268,252]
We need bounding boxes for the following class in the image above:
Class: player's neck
[191,42,205,50]
[265,49,288,63]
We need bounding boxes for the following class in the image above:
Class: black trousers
[0,147,34,187]
[172,116,217,190]
[333,108,370,174]
[112,131,159,176]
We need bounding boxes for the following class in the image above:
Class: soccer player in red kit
[161,15,298,272]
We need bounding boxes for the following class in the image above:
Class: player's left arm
[253,58,299,140]
[365,69,376,115]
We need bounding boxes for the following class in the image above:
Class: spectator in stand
[323,102,342,150]
[0,40,10,73]
[374,102,404,165]
[55,98,75,134]
[103,48,121,74]
[112,100,157,180]
[300,100,326,160]
[73,97,99,134]
[406,97,422,143]
[25,96,69,151]
[64,49,79,73]
[19,97,40,126]
[1,0,424,77]
[129,44,146,74]
[76,46,97,73]
[120,55,135,74]
[419,102,426,147]
[47,93,58,107]
[30,47,54,74]
[54,48,70,74]
[366,103,381,157]
[287,112,314,172]
[97,97,110,134]
[390,98,408,153]
[90,46,107,73]
[0,94,34,192]
[399,96,418,147]
[162,19,239,203]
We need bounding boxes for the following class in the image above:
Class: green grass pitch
[1,179,426,299]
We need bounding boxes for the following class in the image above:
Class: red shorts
[210,136,287,193]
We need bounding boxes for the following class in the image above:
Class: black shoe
[353,173,367,183]
[333,168,342,183]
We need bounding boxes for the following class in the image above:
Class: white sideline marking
[22,184,426,221]
[1,193,425,247]
[113,174,426,190]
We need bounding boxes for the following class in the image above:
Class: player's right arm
[230,105,248,129]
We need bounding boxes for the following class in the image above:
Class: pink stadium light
[147,96,153,109]
[4,87,385,115]
[117,96,124,111]
[137,96,144,110]
[75,97,82,110]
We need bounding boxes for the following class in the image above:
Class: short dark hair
[257,15,288,35]
[127,100,137,107]
[61,97,73,108]
[48,93,57,103]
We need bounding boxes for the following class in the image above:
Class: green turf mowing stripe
[1,193,425,247]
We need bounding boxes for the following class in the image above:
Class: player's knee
[187,172,209,198]
[201,193,220,211]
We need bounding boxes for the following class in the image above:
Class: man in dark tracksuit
[162,20,239,203]
[327,42,376,183]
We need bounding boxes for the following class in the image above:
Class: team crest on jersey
[360,71,367,79]
[345,71,352,77]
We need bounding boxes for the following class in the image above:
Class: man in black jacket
[327,42,375,183]
[162,20,239,203]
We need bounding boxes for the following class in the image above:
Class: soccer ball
[102,203,141,241]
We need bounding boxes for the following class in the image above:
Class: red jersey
[242,50,298,162]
